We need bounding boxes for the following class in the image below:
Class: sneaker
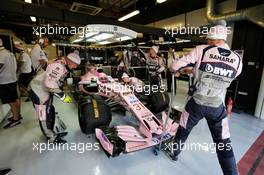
[53,137,67,144]
[7,115,23,122]
[163,147,179,161]
[56,132,68,138]
[3,119,21,129]
[0,168,11,175]
[169,153,179,161]
[161,142,179,161]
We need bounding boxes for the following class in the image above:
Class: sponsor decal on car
[128,95,138,104]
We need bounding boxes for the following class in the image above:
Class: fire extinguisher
[227,97,233,117]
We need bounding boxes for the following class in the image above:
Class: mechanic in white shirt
[15,43,33,98]
[167,47,178,93]
[31,36,49,72]
[0,38,22,128]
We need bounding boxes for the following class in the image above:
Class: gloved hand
[62,96,72,103]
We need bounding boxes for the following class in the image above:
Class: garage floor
[0,81,263,175]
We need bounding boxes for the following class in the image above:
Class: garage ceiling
[2,0,226,24]
[0,0,226,43]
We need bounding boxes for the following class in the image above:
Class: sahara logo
[209,54,235,63]
[205,64,233,78]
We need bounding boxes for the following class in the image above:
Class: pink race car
[95,81,179,157]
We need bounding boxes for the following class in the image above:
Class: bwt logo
[205,64,233,78]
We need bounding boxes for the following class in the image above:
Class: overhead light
[176,39,191,43]
[98,41,111,45]
[52,43,56,47]
[86,38,96,42]
[157,0,167,4]
[118,10,140,21]
[159,41,176,45]
[115,36,132,41]
[25,0,32,3]
[83,32,99,38]
[138,42,146,45]
[92,33,114,41]
[30,16,36,22]
[73,38,83,43]
[69,24,138,44]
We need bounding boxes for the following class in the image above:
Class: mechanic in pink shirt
[121,72,144,92]
[78,64,108,95]
[28,53,81,143]
[168,20,242,175]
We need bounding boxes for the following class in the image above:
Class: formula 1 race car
[95,80,179,157]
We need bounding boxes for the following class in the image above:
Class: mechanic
[138,46,165,87]
[28,52,81,143]
[31,36,49,73]
[15,42,33,99]
[78,64,108,94]
[121,72,144,92]
[168,20,242,175]
[0,38,22,128]
[167,47,178,93]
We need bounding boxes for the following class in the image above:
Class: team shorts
[18,72,33,87]
[0,82,18,104]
